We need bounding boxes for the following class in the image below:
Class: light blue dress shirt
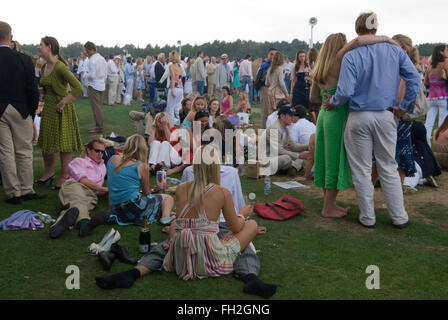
[330,43,420,113]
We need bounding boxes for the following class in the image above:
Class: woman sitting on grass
[181,96,208,130]
[107,134,176,226]
[163,145,258,280]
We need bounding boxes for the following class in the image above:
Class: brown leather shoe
[88,128,104,134]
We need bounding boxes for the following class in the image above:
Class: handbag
[402,87,430,121]
[254,194,305,221]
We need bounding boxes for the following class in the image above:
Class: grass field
[0,97,447,300]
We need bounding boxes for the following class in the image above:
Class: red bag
[254,195,305,221]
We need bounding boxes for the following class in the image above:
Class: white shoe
[88,228,120,255]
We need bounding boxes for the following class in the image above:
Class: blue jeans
[240,76,253,105]
[197,81,205,95]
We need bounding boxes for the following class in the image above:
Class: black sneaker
[21,193,48,201]
[5,196,23,205]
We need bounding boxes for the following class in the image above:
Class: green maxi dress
[314,88,353,190]
[38,61,83,154]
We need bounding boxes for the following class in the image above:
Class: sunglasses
[93,148,105,154]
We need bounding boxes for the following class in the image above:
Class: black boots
[111,243,138,265]
[98,243,137,271]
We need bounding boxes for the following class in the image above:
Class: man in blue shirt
[324,12,420,229]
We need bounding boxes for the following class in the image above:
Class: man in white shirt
[84,41,107,134]
[289,105,316,181]
[289,105,316,145]
[104,55,119,106]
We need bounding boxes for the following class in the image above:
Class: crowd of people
[1,11,447,296]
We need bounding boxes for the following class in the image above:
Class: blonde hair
[169,50,181,64]
[239,91,248,102]
[153,112,172,140]
[115,134,148,171]
[192,96,208,112]
[312,33,347,87]
[189,146,221,212]
[268,52,284,76]
[392,34,420,66]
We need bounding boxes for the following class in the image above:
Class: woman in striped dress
[163,146,258,280]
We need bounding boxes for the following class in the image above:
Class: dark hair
[276,98,290,110]
[208,98,221,117]
[268,48,277,53]
[431,45,447,68]
[126,57,131,64]
[222,86,230,95]
[293,105,308,118]
[84,41,96,51]
[245,54,251,60]
[197,51,203,57]
[86,139,104,150]
[182,98,191,108]
[294,50,309,74]
[41,36,68,66]
[195,109,210,120]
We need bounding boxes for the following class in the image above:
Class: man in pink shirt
[50,139,109,239]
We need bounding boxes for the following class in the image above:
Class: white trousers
[344,111,409,226]
[166,88,184,125]
[425,99,448,146]
[149,141,182,168]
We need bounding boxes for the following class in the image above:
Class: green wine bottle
[139,217,151,254]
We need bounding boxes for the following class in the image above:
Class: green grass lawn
[0,97,447,300]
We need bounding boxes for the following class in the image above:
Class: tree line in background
[20,39,444,60]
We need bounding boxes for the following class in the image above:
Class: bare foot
[322,209,347,219]
[336,206,349,214]
[162,226,170,234]
[257,227,267,234]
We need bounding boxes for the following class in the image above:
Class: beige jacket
[266,67,288,98]
[206,63,217,83]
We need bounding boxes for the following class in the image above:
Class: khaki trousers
[105,76,119,105]
[115,80,123,104]
[55,180,98,226]
[88,86,104,130]
[129,111,154,137]
[0,105,35,198]
[208,80,216,97]
[259,86,269,129]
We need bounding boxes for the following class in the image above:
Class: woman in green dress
[311,33,395,218]
[36,36,83,189]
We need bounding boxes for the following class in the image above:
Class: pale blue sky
[3,0,447,47]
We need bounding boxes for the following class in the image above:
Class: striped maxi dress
[163,184,240,280]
